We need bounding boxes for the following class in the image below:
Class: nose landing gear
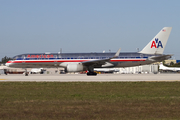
[24,69,28,76]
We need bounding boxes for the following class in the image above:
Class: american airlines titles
[27,54,54,58]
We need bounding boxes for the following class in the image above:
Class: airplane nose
[5,63,10,67]
[5,61,13,67]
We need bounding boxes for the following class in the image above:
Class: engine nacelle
[66,62,84,72]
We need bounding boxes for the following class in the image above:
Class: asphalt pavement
[0,73,180,82]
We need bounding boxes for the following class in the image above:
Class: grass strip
[0,82,180,120]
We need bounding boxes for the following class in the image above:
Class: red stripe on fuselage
[110,59,146,62]
[7,59,146,64]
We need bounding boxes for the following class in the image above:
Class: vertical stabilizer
[139,27,172,54]
[159,62,167,70]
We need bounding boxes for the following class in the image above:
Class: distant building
[118,64,158,74]
[0,69,4,74]
[164,60,176,65]
[176,60,180,63]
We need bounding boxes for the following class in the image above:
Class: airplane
[94,68,119,73]
[159,62,180,72]
[6,27,172,76]
[30,68,46,74]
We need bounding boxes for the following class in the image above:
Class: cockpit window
[13,57,17,60]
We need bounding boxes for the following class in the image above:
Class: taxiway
[0,74,180,82]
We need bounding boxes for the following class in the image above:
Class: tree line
[163,61,180,67]
[0,56,12,64]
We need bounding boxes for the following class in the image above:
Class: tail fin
[159,62,166,69]
[139,27,172,54]
[159,62,172,70]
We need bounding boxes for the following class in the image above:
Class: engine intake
[66,62,84,72]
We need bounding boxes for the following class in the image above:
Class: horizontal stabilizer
[148,54,172,61]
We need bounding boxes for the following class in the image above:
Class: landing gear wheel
[87,72,97,76]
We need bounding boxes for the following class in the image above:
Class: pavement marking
[0,79,5,80]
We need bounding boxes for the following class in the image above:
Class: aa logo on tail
[151,38,163,48]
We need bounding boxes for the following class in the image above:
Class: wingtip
[114,48,121,58]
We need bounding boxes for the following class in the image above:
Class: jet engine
[66,62,84,72]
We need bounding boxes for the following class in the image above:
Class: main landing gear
[86,66,97,76]
[87,72,97,76]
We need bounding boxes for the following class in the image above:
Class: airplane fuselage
[6,52,168,69]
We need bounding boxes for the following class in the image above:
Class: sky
[0,0,180,60]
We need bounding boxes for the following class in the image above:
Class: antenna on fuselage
[136,48,139,52]
[58,48,62,54]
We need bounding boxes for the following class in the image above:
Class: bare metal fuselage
[6,52,170,69]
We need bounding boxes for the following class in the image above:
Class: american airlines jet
[159,62,180,72]
[6,27,172,76]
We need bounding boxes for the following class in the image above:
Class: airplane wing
[82,48,121,67]
[148,54,172,61]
